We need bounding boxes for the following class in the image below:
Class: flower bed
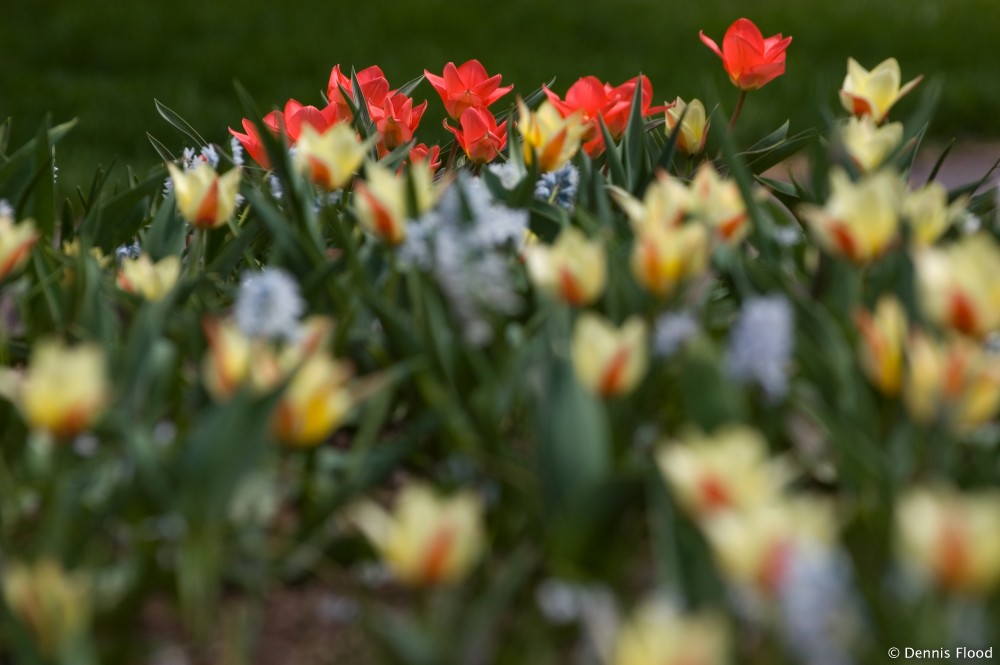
[1,17,999,665]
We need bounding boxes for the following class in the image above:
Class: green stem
[728,90,748,133]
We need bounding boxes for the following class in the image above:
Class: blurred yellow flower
[351,483,485,586]
[2,559,90,658]
[687,164,749,244]
[116,253,180,301]
[664,97,710,156]
[903,332,1000,434]
[0,213,38,281]
[800,169,903,264]
[572,313,648,398]
[524,226,605,306]
[704,497,837,593]
[841,115,902,172]
[167,162,241,229]
[897,487,1000,595]
[854,295,908,396]
[657,425,790,519]
[61,238,111,267]
[631,223,709,298]
[839,57,922,124]
[353,161,439,245]
[518,99,587,172]
[915,233,1000,338]
[19,340,110,438]
[293,122,374,190]
[612,600,728,665]
[271,351,354,447]
[904,182,966,247]
[610,171,689,231]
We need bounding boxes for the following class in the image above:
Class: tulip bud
[351,483,485,586]
[854,295,908,396]
[897,487,1000,594]
[116,253,180,301]
[2,559,90,658]
[271,352,354,447]
[665,97,710,156]
[19,340,110,438]
[517,100,587,172]
[0,212,38,282]
[167,162,241,229]
[631,223,710,298]
[524,227,605,306]
[571,313,648,398]
[903,182,966,247]
[841,115,902,172]
[687,164,749,244]
[293,123,373,190]
[354,161,439,246]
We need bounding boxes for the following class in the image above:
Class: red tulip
[328,64,391,119]
[424,60,513,120]
[444,107,507,164]
[229,99,342,168]
[543,75,666,157]
[370,91,428,152]
[409,143,442,173]
[700,18,792,91]
[229,119,272,168]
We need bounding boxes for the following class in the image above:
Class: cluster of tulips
[1,15,1000,665]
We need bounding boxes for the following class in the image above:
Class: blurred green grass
[3,0,999,189]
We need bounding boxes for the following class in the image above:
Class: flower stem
[728,90,748,133]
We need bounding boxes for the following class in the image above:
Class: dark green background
[3,0,998,187]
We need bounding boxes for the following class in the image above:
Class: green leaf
[154,98,208,147]
[146,132,176,164]
[622,74,648,190]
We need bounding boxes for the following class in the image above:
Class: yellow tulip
[2,559,90,658]
[687,163,749,244]
[853,295,908,396]
[664,97,710,156]
[524,226,605,306]
[610,170,689,231]
[293,122,374,190]
[353,161,439,246]
[800,169,904,264]
[0,213,38,281]
[915,233,1000,338]
[571,313,648,398]
[897,487,1000,595]
[631,222,709,298]
[841,115,902,172]
[839,57,922,124]
[903,332,1000,434]
[350,483,484,586]
[612,600,727,665]
[167,162,241,229]
[518,99,587,172]
[116,253,180,301]
[20,340,109,438]
[903,182,965,247]
[657,425,790,519]
[270,351,353,447]
[704,496,837,593]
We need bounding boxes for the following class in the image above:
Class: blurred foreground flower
[572,313,648,398]
[915,233,1000,338]
[234,268,305,342]
[167,162,241,229]
[524,226,605,306]
[657,425,790,519]
[293,123,374,190]
[903,182,965,247]
[688,163,750,244]
[351,483,485,586]
[800,169,903,264]
[0,211,38,282]
[897,487,1000,595]
[518,99,587,172]
[841,115,902,172]
[116,253,180,301]
[2,559,90,659]
[726,295,795,400]
[700,18,792,91]
[665,97,710,155]
[6,339,111,439]
[840,57,922,124]
[610,599,728,665]
[271,351,354,447]
[354,160,441,245]
[854,295,908,396]
[424,59,513,120]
